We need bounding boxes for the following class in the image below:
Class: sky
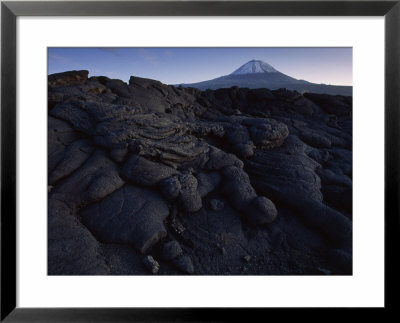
[48,47,352,86]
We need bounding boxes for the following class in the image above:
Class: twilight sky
[48,47,352,86]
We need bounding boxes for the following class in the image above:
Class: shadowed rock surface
[48,70,352,275]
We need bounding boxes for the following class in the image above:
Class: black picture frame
[1,0,399,321]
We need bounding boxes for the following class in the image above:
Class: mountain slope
[178,60,352,96]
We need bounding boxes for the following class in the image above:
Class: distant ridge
[177,60,352,96]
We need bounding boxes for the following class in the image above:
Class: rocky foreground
[48,70,352,275]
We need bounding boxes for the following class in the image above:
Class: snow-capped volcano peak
[230,60,278,75]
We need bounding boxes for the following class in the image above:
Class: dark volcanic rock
[329,249,352,272]
[159,176,181,201]
[48,139,94,184]
[48,116,81,173]
[48,92,64,108]
[197,171,221,198]
[162,241,183,260]
[121,155,180,187]
[304,93,352,117]
[299,129,332,148]
[205,147,244,170]
[224,125,251,145]
[221,166,258,210]
[233,142,255,158]
[209,199,225,211]
[109,146,129,163]
[48,198,109,275]
[48,70,89,87]
[246,196,278,225]
[221,166,277,225]
[178,174,202,212]
[142,255,160,274]
[48,71,352,275]
[249,119,289,148]
[81,185,169,254]
[173,255,195,274]
[50,151,124,207]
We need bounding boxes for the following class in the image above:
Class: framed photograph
[1,0,399,321]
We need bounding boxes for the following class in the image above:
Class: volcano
[178,60,352,96]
